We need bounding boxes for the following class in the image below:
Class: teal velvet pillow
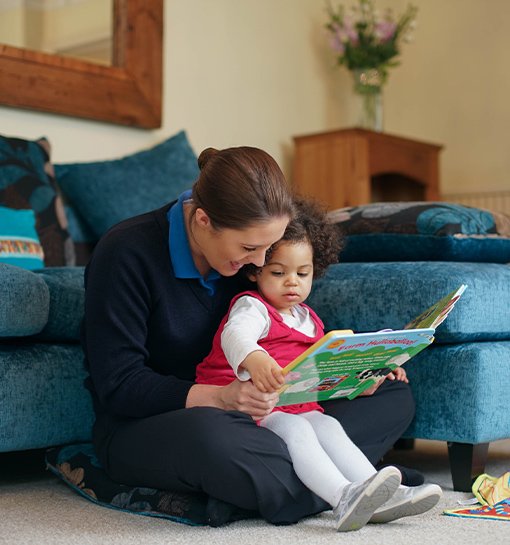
[0,206,44,270]
[329,202,510,263]
[0,135,75,266]
[55,131,200,239]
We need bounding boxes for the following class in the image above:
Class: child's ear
[247,271,258,283]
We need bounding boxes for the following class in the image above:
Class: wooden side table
[292,128,443,209]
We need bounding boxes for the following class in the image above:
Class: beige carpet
[1,439,509,545]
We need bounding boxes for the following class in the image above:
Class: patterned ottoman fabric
[329,202,510,263]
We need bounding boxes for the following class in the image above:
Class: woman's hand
[186,380,279,419]
[357,376,386,396]
[220,379,280,419]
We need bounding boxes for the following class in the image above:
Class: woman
[83,146,415,526]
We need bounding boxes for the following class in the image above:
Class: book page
[404,284,467,330]
[277,328,434,406]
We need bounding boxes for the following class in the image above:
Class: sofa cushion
[0,343,93,450]
[404,341,510,443]
[0,206,44,270]
[308,261,510,344]
[35,267,85,342]
[55,131,199,239]
[329,202,510,263]
[0,135,75,266]
[0,263,49,337]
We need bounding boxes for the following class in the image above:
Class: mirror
[0,0,163,128]
[0,0,113,66]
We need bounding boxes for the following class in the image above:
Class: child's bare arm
[241,351,285,393]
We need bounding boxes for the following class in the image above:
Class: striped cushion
[0,206,44,270]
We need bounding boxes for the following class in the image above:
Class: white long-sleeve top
[220,295,317,381]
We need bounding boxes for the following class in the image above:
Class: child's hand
[360,367,409,396]
[241,351,285,393]
[387,367,409,383]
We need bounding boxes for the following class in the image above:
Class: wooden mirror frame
[0,0,162,128]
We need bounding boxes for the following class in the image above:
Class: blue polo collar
[167,190,220,295]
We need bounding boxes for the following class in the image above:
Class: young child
[196,198,442,532]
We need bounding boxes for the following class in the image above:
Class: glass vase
[351,67,384,132]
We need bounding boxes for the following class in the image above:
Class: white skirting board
[441,191,510,215]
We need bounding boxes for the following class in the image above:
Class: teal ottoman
[308,260,510,491]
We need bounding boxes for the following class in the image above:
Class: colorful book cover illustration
[443,471,510,521]
[443,498,510,521]
[276,284,467,407]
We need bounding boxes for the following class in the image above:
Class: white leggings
[260,410,377,508]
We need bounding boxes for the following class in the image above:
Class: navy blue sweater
[83,204,248,418]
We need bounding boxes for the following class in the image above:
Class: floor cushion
[46,443,210,526]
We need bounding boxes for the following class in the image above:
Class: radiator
[441,191,510,215]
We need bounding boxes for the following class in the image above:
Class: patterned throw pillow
[329,202,510,263]
[0,206,44,270]
[0,135,75,266]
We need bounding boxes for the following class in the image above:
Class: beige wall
[386,0,510,194]
[0,2,24,47]
[0,0,508,195]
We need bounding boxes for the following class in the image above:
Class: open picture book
[276,284,467,406]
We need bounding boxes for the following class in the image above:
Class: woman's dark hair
[265,197,343,278]
[191,147,294,229]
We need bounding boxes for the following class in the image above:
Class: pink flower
[374,20,397,42]
[330,20,359,54]
[343,16,359,44]
[330,30,346,54]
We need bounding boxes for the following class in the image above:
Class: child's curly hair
[265,197,343,278]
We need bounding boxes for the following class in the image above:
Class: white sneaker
[334,466,401,532]
[369,483,443,524]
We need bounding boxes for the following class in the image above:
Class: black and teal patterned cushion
[0,135,75,266]
[329,202,510,263]
[46,442,258,527]
[46,443,209,526]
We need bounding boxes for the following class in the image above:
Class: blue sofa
[2,135,510,493]
[0,130,199,452]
